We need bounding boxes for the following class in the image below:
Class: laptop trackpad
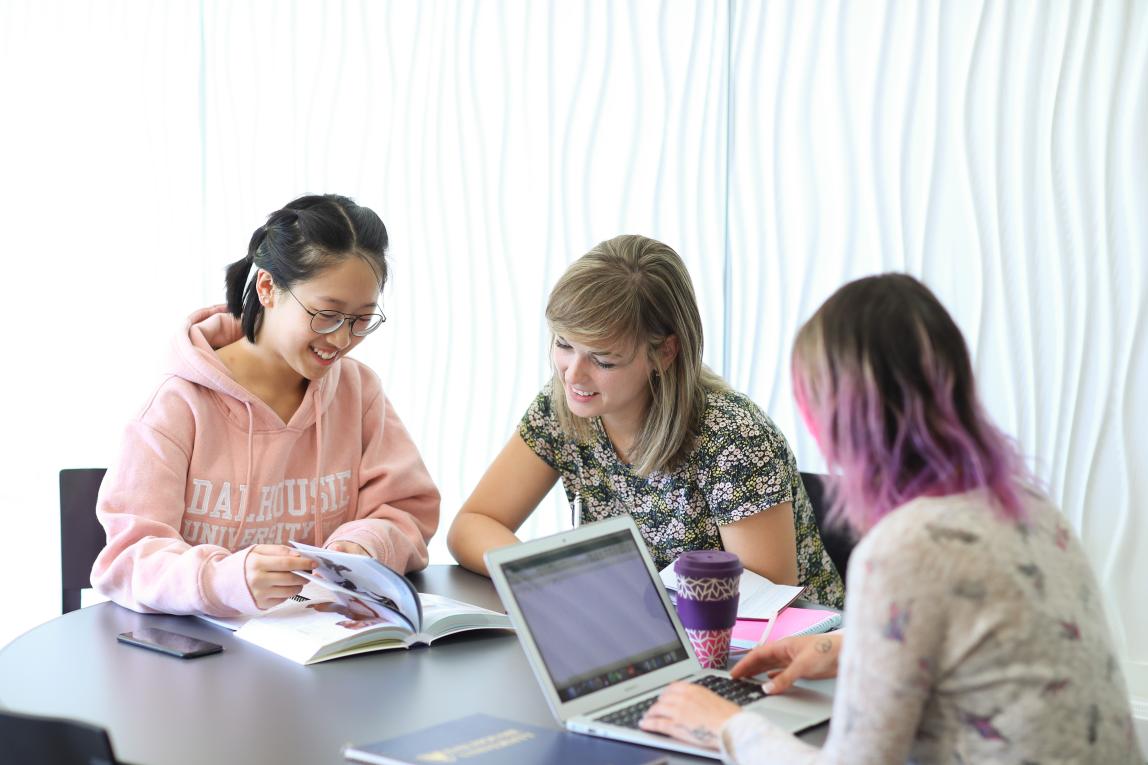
[747,686,833,732]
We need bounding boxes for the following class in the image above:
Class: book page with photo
[291,540,423,628]
[198,543,512,665]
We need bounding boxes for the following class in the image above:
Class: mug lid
[673,550,743,577]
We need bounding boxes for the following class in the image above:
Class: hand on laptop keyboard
[633,676,762,750]
[599,676,765,731]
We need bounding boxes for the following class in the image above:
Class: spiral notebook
[730,608,842,650]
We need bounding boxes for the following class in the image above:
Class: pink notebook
[730,608,842,645]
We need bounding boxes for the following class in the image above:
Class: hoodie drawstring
[232,400,256,547]
[313,390,323,546]
[229,385,324,550]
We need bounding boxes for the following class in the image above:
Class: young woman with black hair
[92,194,439,616]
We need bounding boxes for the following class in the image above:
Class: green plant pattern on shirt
[519,385,845,609]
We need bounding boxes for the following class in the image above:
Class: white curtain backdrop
[1,0,1145,730]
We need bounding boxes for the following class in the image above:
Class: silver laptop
[486,515,834,759]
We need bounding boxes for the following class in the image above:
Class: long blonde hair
[546,235,728,476]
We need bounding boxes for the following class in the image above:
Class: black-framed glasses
[284,288,386,337]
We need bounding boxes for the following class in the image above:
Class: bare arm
[718,501,799,585]
[447,433,560,576]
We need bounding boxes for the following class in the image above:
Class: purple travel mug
[673,551,743,669]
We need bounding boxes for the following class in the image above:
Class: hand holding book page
[198,542,512,664]
[290,540,422,629]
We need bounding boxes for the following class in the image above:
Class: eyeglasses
[284,288,386,337]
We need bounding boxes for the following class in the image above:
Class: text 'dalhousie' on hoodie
[91,306,441,617]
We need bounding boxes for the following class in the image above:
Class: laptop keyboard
[596,675,767,730]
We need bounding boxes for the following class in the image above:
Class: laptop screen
[501,529,689,703]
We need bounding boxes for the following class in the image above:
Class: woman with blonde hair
[640,273,1138,764]
[448,235,844,608]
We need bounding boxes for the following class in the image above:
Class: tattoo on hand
[684,726,716,744]
[815,638,832,654]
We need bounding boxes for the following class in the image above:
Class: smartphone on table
[116,627,223,658]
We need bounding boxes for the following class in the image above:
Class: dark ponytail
[222,194,389,342]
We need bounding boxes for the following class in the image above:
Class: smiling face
[551,333,657,427]
[255,256,382,382]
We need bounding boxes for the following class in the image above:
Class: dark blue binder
[344,713,668,765]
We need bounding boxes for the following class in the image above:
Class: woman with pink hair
[641,274,1139,763]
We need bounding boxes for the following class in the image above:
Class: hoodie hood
[168,306,342,549]
[90,304,440,617]
[169,305,340,431]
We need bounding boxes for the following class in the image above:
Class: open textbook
[658,562,804,619]
[200,542,512,665]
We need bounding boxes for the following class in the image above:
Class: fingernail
[762,681,775,694]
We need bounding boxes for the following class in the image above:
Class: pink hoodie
[92,306,440,616]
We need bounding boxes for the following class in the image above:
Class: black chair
[0,709,121,765]
[59,468,108,614]
[800,471,856,583]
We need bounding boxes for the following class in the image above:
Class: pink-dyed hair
[791,274,1032,535]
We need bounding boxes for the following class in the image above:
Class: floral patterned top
[718,489,1141,765]
[518,384,845,609]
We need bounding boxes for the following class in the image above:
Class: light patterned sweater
[719,488,1141,764]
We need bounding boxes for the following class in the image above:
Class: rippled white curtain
[2,0,1145,729]
[722,2,1148,726]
